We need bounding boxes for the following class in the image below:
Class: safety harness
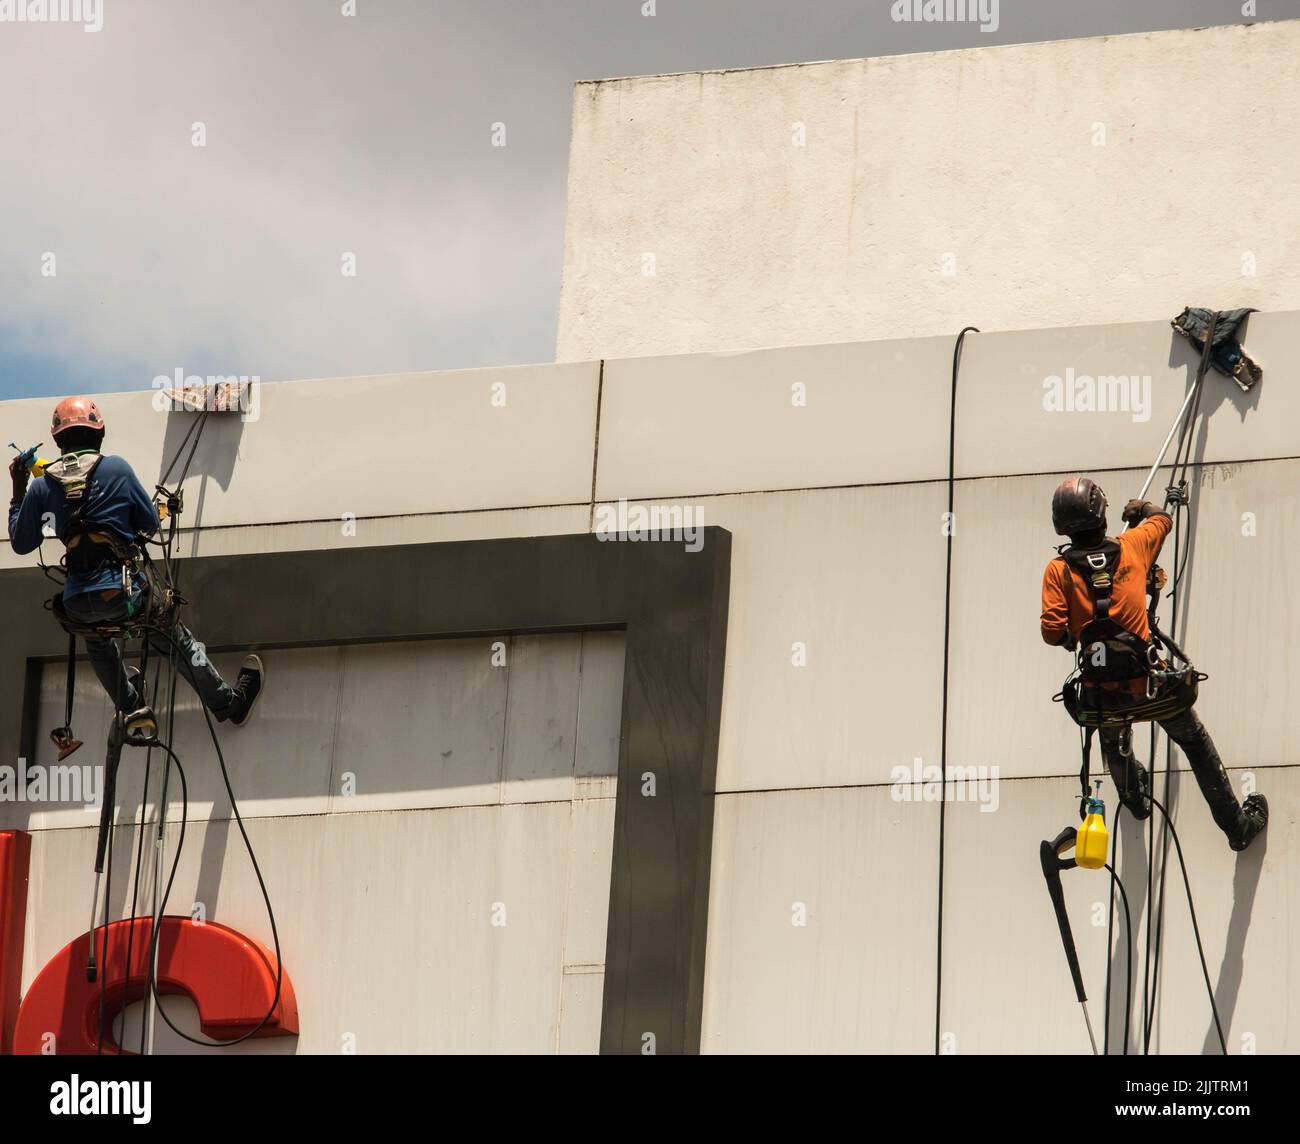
[41,451,182,759]
[1053,532,1203,732]
[1051,521,1206,814]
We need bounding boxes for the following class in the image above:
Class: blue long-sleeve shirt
[8,454,159,598]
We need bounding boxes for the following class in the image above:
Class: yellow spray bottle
[8,441,50,478]
[1076,780,1109,870]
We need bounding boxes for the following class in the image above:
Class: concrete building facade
[3,20,1298,1055]
[558,20,1300,362]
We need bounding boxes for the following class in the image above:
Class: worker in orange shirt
[1041,477,1267,851]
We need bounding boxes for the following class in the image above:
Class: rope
[1141,319,1214,1050]
[85,409,282,1052]
[1094,319,1223,1056]
[1105,857,1133,1054]
[935,326,978,1053]
[138,634,284,1048]
[1149,795,1227,1053]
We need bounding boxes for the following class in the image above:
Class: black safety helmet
[1051,476,1108,537]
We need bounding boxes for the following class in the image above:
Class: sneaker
[1230,793,1268,852]
[226,655,265,727]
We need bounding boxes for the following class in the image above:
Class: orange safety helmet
[51,396,106,438]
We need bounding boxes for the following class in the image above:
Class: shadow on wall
[1081,326,1274,1056]
[1108,810,1150,1054]
[1106,771,1267,1055]
[18,630,627,930]
[1163,314,1262,428]
[1205,833,1266,1054]
[1162,316,1259,631]
[154,409,246,547]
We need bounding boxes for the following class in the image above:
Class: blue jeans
[62,584,238,720]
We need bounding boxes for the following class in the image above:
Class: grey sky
[2,0,1295,400]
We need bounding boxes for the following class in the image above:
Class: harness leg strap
[50,632,84,762]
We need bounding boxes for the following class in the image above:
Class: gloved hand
[1122,498,1157,525]
[9,456,29,502]
[1060,632,1078,653]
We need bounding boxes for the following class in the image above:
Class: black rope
[1148,795,1227,1053]
[1094,322,1218,1056]
[134,420,199,1052]
[138,643,284,1048]
[175,414,207,493]
[1134,320,1216,1051]
[1105,859,1133,1055]
[85,409,282,1052]
[157,412,206,487]
[136,418,284,1049]
[1144,491,1200,1052]
[120,751,148,1055]
[117,621,160,1053]
[935,325,978,1054]
[1103,800,1131,1055]
[96,797,113,1056]
[94,633,133,1055]
[1104,814,1116,1053]
[128,410,202,1051]
[1171,312,1217,494]
[143,598,184,1051]
[122,653,166,1055]
[1156,312,1215,608]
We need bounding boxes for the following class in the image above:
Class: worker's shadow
[1164,317,1265,1054]
[146,408,245,962]
[1202,831,1265,1054]
[1162,315,1260,613]
[1106,771,1266,1055]
[154,409,245,557]
[193,792,235,928]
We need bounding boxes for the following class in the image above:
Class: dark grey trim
[0,529,731,1054]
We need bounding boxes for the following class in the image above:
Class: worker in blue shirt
[9,396,264,728]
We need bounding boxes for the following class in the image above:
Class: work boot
[1229,794,1268,853]
[1109,755,1152,821]
[226,655,265,727]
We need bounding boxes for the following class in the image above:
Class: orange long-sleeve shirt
[1040,513,1172,647]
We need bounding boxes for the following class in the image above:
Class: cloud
[0,0,567,395]
[0,0,1233,399]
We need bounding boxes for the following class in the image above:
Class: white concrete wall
[13,631,625,1054]
[5,307,1298,1052]
[586,314,1299,1052]
[556,20,1300,362]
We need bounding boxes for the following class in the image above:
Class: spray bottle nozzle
[9,441,47,476]
[1085,780,1106,818]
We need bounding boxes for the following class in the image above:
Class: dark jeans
[1099,706,1245,840]
[63,584,237,720]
